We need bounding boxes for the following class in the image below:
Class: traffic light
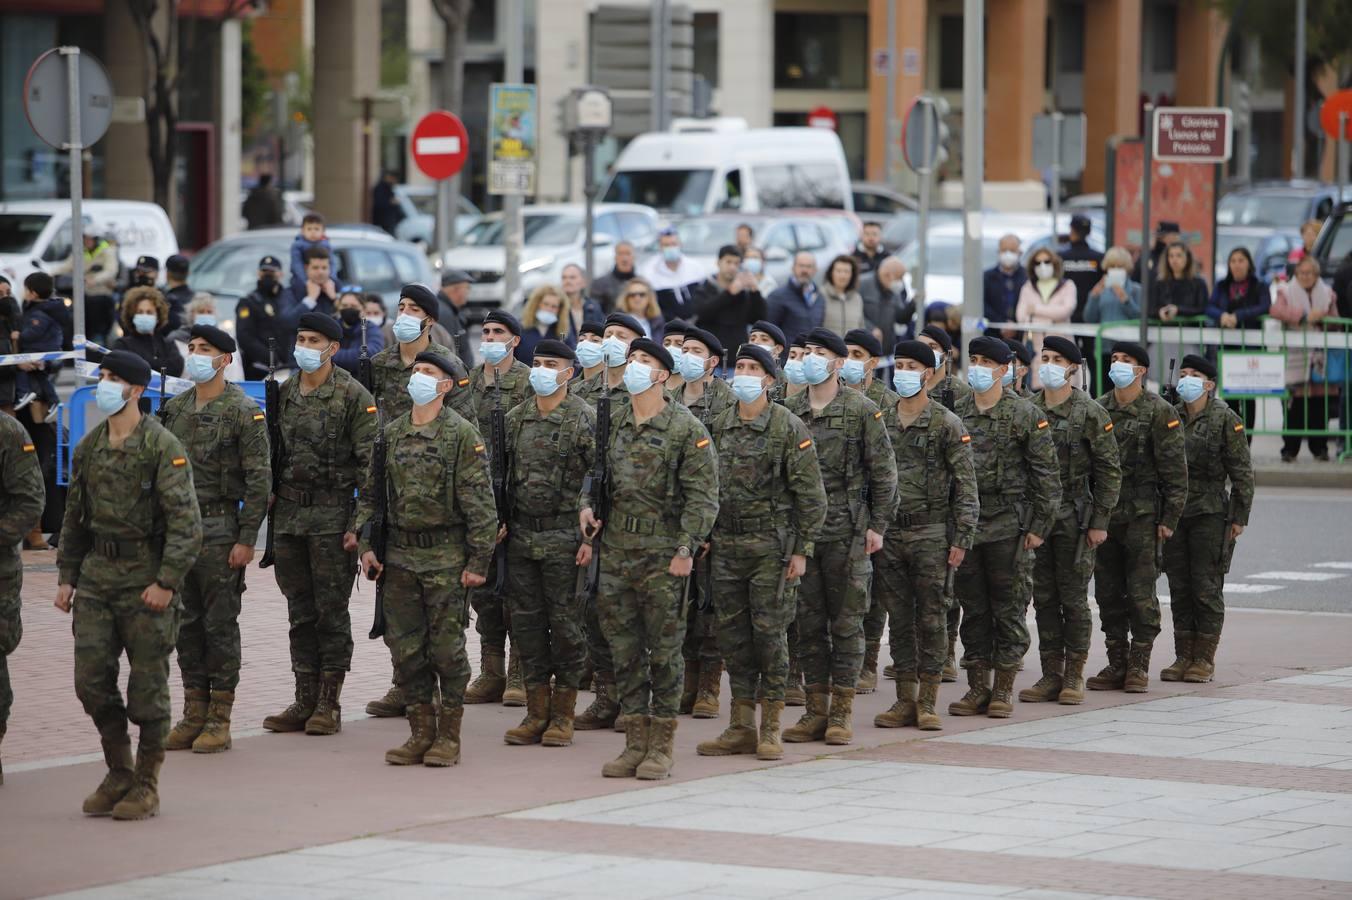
[934,97,951,169]
[1233,81,1251,128]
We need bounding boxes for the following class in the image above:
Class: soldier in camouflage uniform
[950,337,1061,719]
[0,412,44,784]
[501,339,596,747]
[1160,354,1253,684]
[698,344,825,760]
[659,319,692,393]
[872,340,979,732]
[782,334,809,405]
[747,320,788,404]
[263,312,376,737]
[161,325,271,753]
[668,326,734,719]
[1023,336,1121,706]
[56,349,203,820]
[358,352,497,767]
[572,312,643,408]
[842,327,900,694]
[581,338,718,780]
[572,320,607,390]
[783,327,896,746]
[1003,338,1033,397]
[1092,341,1188,693]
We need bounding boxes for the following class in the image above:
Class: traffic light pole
[1140,104,1155,351]
[583,130,598,284]
[960,0,984,348]
[502,0,524,311]
[913,97,933,336]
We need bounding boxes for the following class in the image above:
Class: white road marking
[1223,583,1283,594]
[1248,571,1347,582]
[1314,562,1352,570]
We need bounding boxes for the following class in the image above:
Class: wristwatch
[676,546,692,559]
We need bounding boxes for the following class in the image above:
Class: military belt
[892,509,939,528]
[93,536,158,559]
[715,514,784,534]
[981,493,1023,512]
[199,500,239,519]
[510,512,575,533]
[617,515,672,536]
[276,484,351,507]
[390,525,463,549]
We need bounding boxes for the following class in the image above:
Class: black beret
[532,339,576,364]
[1181,353,1217,379]
[628,337,674,372]
[750,320,786,348]
[893,339,936,370]
[100,348,152,386]
[920,324,953,353]
[440,268,473,286]
[1041,335,1082,364]
[579,320,605,339]
[968,336,1013,365]
[736,343,779,378]
[790,332,808,350]
[1002,338,1032,366]
[683,326,724,361]
[165,254,190,275]
[258,255,283,271]
[413,351,460,379]
[1111,341,1149,368]
[662,318,691,339]
[189,323,237,354]
[605,312,645,338]
[400,283,441,321]
[483,309,521,336]
[297,311,341,342]
[803,327,847,358]
[844,328,883,358]
[136,255,159,269]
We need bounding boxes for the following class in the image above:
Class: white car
[391,184,483,250]
[439,203,660,315]
[0,199,178,287]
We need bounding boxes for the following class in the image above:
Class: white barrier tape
[0,339,110,368]
[74,359,194,395]
[979,321,1352,352]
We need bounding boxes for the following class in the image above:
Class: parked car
[644,211,856,288]
[1217,181,1349,231]
[391,184,483,249]
[439,203,660,315]
[1213,226,1302,284]
[0,199,178,288]
[1312,202,1352,286]
[851,182,917,217]
[881,207,963,253]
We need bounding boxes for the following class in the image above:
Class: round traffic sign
[24,48,113,150]
[902,97,941,173]
[411,110,470,181]
[1320,89,1352,142]
[807,105,837,130]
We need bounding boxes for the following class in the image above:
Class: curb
[1254,463,1352,489]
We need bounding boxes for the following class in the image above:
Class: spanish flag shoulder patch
[473,444,485,454]
[22,442,35,452]
[1036,420,1049,429]
[873,410,883,419]
[171,457,187,467]
[366,405,377,414]
[458,378,471,387]
[253,413,265,421]
[696,437,710,449]
[960,434,972,444]
[1104,422,1114,432]
[798,438,812,450]
[1234,422,1244,433]
[1167,419,1181,429]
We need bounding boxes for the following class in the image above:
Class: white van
[601,118,853,217]
[0,199,179,287]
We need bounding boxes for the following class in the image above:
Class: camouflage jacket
[861,378,901,411]
[954,391,1062,543]
[668,376,735,433]
[933,370,971,412]
[884,397,979,549]
[786,383,897,539]
[505,392,596,537]
[274,365,377,535]
[571,368,628,409]
[0,413,45,550]
[1032,387,1122,529]
[1096,387,1188,528]
[709,400,827,559]
[59,415,203,592]
[356,405,497,576]
[1174,397,1254,524]
[162,382,271,546]
[768,372,788,405]
[580,398,719,553]
[370,340,473,423]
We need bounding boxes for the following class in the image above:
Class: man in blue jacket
[766,252,824,343]
[982,234,1026,338]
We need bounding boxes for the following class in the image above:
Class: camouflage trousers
[712,551,795,702]
[273,532,356,673]
[73,589,181,752]
[0,551,21,726]
[682,558,720,667]
[584,587,613,676]
[381,560,471,707]
[955,535,1031,670]
[504,530,587,689]
[1094,514,1163,645]
[1031,515,1097,657]
[1162,512,1227,636]
[796,538,871,688]
[873,530,949,678]
[176,542,245,691]
[863,593,886,645]
[596,546,688,718]
[468,566,510,654]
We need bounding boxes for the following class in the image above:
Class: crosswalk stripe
[1247,571,1346,582]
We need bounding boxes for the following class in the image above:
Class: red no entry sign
[807,105,837,131]
[1153,107,1232,163]
[411,110,469,180]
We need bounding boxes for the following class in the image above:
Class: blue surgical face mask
[1038,363,1069,390]
[662,246,681,264]
[481,341,510,364]
[677,351,707,382]
[1177,375,1206,403]
[529,365,563,397]
[892,369,924,398]
[841,358,867,385]
[194,314,216,328]
[294,345,326,373]
[185,353,221,383]
[392,313,424,343]
[95,379,129,414]
[742,258,763,275]
[133,313,157,335]
[967,365,996,392]
[933,350,946,370]
[802,353,831,385]
[784,358,807,385]
[731,374,766,403]
[623,360,655,394]
[1002,367,1016,387]
[1109,361,1138,389]
[667,347,686,373]
[576,340,605,368]
[407,372,443,406]
[535,310,559,327]
[602,335,629,367]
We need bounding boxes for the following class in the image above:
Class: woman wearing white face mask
[1084,247,1142,324]
[742,246,778,295]
[112,286,185,381]
[171,292,246,382]
[1014,249,1076,387]
[519,284,571,364]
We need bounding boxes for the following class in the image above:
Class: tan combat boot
[111,748,163,821]
[1123,641,1153,693]
[883,663,896,680]
[305,671,345,735]
[574,672,619,730]
[1160,631,1195,682]
[83,738,135,816]
[785,662,806,706]
[1086,639,1129,691]
[637,717,678,780]
[365,682,406,718]
[1184,633,1219,683]
[464,648,507,704]
[916,675,943,731]
[948,665,991,716]
[385,704,437,765]
[1059,653,1087,705]
[542,687,577,747]
[502,643,527,707]
[504,684,552,745]
[424,705,463,767]
[602,714,650,778]
[756,700,785,760]
[857,642,880,694]
[678,663,699,714]
[988,668,1016,718]
[192,690,235,753]
[824,686,856,745]
[262,673,319,732]
[874,673,918,728]
[781,684,830,742]
[166,688,209,750]
[691,660,722,719]
[696,698,757,756]
[1018,653,1064,702]
[942,636,959,682]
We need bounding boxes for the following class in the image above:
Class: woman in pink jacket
[1015,247,1077,387]
[1270,255,1339,461]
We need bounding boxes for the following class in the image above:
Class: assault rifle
[259,338,282,569]
[1219,493,1239,574]
[356,319,374,394]
[153,352,168,420]
[581,376,611,601]
[365,404,388,639]
[1160,356,1179,405]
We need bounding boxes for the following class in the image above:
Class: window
[938,16,964,91]
[1055,3,1085,74]
[0,214,50,255]
[347,247,399,293]
[774,13,867,90]
[603,170,714,216]
[43,219,72,263]
[617,212,657,245]
[467,0,496,43]
[751,162,846,210]
[717,169,743,211]
[794,223,828,252]
[1148,2,1176,73]
[693,12,719,88]
[595,213,621,242]
[763,223,796,253]
[391,250,422,284]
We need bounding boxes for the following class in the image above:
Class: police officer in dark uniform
[235,255,292,379]
[162,254,193,334]
[1059,214,1103,391]
[438,269,475,368]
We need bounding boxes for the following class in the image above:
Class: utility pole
[650,0,671,131]
[885,0,897,186]
[1292,0,1306,179]
[1140,103,1155,350]
[502,0,524,310]
[961,0,984,341]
